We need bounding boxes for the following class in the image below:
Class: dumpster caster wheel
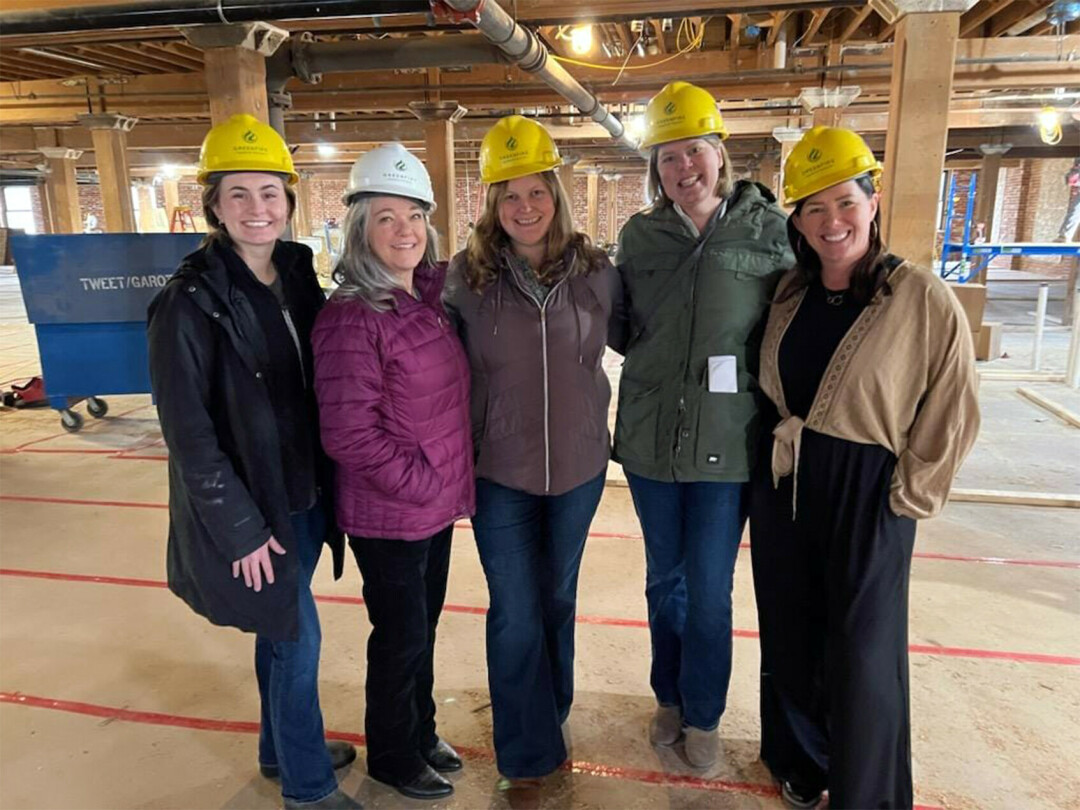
[87,397,108,418]
[60,409,84,433]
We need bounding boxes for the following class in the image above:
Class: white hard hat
[343,142,436,208]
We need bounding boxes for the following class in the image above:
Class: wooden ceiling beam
[804,8,832,43]
[838,5,875,43]
[650,20,668,54]
[960,0,1016,37]
[728,15,742,50]
[988,1,1046,36]
[765,12,792,47]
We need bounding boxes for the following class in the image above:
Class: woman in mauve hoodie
[444,116,627,782]
[311,144,473,803]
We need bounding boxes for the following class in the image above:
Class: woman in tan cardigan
[748,126,979,810]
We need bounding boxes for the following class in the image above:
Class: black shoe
[781,779,824,809]
[261,740,357,779]
[422,739,463,773]
[283,789,363,810]
[371,764,454,800]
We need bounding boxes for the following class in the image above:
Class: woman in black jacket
[147,114,358,810]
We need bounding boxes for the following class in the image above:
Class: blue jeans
[473,472,606,778]
[255,504,337,804]
[626,473,744,731]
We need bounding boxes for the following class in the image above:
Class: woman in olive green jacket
[614,81,792,768]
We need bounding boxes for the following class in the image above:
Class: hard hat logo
[242,130,257,144]
[395,160,407,172]
[479,116,561,184]
[639,82,729,149]
[808,148,822,162]
[342,142,435,207]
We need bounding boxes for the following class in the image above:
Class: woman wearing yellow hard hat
[748,126,979,809]
[445,114,627,782]
[148,114,359,810]
[614,81,791,768]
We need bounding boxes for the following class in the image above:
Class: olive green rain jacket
[613,180,793,483]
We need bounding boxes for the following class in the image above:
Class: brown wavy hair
[777,174,890,305]
[462,169,606,293]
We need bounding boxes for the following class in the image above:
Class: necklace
[825,289,847,306]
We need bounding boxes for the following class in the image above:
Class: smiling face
[497,174,557,258]
[365,195,429,281]
[210,172,290,250]
[792,178,880,280]
[655,137,724,210]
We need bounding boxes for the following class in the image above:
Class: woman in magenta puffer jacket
[311,144,473,802]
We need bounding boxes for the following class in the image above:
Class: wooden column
[294,171,313,239]
[184,23,288,125]
[80,114,137,233]
[773,127,805,210]
[162,179,180,224]
[558,162,576,210]
[756,154,778,197]
[410,101,466,261]
[879,7,965,268]
[605,176,620,245]
[973,145,1010,283]
[586,171,600,242]
[37,147,82,234]
[134,184,157,233]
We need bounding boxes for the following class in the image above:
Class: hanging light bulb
[570,25,593,55]
[1038,106,1063,145]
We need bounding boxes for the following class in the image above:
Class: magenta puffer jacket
[312,262,475,541]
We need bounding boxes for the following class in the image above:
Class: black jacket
[148,239,344,640]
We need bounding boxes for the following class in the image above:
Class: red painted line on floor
[0,691,945,808]
[2,567,1077,668]
[0,495,167,510]
[3,494,1079,570]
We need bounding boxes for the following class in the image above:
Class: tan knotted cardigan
[760,260,980,520]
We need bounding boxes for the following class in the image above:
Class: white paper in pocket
[707,355,738,393]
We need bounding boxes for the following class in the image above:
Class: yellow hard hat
[640,81,728,150]
[196,113,298,186]
[783,126,882,206]
[479,115,561,185]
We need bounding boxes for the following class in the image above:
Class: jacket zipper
[508,269,568,494]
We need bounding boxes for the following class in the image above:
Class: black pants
[749,429,917,810]
[350,526,453,782]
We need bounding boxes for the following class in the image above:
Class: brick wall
[77,184,104,230]
[31,186,45,234]
[1008,159,1074,275]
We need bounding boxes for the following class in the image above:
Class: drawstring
[567,268,584,364]
[771,415,805,519]
[493,272,503,337]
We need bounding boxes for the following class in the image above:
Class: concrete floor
[1,265,1078,810]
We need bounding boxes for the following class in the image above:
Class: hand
[231,536,287,592]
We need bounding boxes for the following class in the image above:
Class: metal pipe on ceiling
[0,1,429,37]
[436,0,636,151]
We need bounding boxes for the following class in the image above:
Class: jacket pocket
[694,390,758,475]
[614,376,661,464]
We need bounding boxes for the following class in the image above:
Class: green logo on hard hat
[506,137,518,150]
[242,130,257,144]
[808,148,822,162]
[664,102,677,115]
[395,160,407,171]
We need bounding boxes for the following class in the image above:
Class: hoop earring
[870,220,880,244]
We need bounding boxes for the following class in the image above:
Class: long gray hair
[646,134,734,209]
[331,195,439,311]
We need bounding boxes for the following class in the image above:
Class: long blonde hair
[462,170,605,293]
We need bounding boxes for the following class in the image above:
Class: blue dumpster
[10,233,202,432]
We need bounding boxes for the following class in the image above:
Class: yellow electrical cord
[551,17,709,73]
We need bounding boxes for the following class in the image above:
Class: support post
[294,170,313,239]
[772,127,806,209]
[878,2,973,268]
[37,146,83,234]
[586,169,600,243]
[184,22,288,125]
[558,161,576,211]
[1033,282,1049,371]
[79,113,138,233]
[409,101,467,261]
[974,143,1011,283]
